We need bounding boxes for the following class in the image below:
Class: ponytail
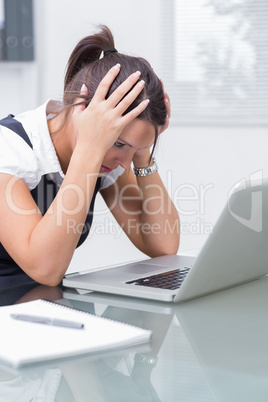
[64,25,114,89]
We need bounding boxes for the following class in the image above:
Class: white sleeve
[100,165,125,190]
[0,126,39,190]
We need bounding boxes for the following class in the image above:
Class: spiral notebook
[0,299,152,368]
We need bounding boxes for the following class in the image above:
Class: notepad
[0,299,152,368]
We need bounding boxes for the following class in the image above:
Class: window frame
[161,0,268,127]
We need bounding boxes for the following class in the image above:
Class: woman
[0,25,180,288]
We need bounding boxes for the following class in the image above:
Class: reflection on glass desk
[1,277,268,401]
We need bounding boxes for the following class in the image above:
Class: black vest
[0,115,101,288]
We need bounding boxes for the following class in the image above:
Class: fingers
[107,70,143,108]
[121,99,150,126]
[94,65,146,112]
[164,91,171,119]
[83,65,149,135]
[113,78,148,118]
[72,84,89,116]
[158,79,171,135]
[157,80,170,135]
[160,79,171,119]
[71,66,151,154]
[107,69,150,124]
[81,83,88,97]
[93,63,121,101]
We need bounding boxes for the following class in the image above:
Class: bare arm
[101,158,180,258]
[0,66,149,285]
[101,84,180,257]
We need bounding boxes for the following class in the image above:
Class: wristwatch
[133,157,158,177]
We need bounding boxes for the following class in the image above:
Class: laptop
[63,178,268,302]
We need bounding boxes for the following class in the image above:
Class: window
[162,0,268,126]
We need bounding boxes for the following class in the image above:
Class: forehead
[119,119,156,149]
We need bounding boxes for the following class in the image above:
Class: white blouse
[0,100,124,191]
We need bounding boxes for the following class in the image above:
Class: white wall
[1,0,267,272]
[34,0,163,104]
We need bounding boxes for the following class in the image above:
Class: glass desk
[1,277,268,401]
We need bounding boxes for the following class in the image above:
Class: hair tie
[103,48,118,57]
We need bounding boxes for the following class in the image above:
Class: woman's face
[100,119,156,174]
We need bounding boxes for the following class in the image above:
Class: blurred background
[0,0,267,272]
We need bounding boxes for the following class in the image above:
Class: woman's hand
[72,64,149,157]
[158,80,171,136]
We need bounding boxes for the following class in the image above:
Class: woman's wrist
[71,144,103,173]
[132,149,152,168]
[133,157,158,177]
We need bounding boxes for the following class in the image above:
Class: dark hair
[63,25,166,155]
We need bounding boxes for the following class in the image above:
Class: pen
[10,314,84,329]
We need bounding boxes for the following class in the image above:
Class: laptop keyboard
[125,267,191,290]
